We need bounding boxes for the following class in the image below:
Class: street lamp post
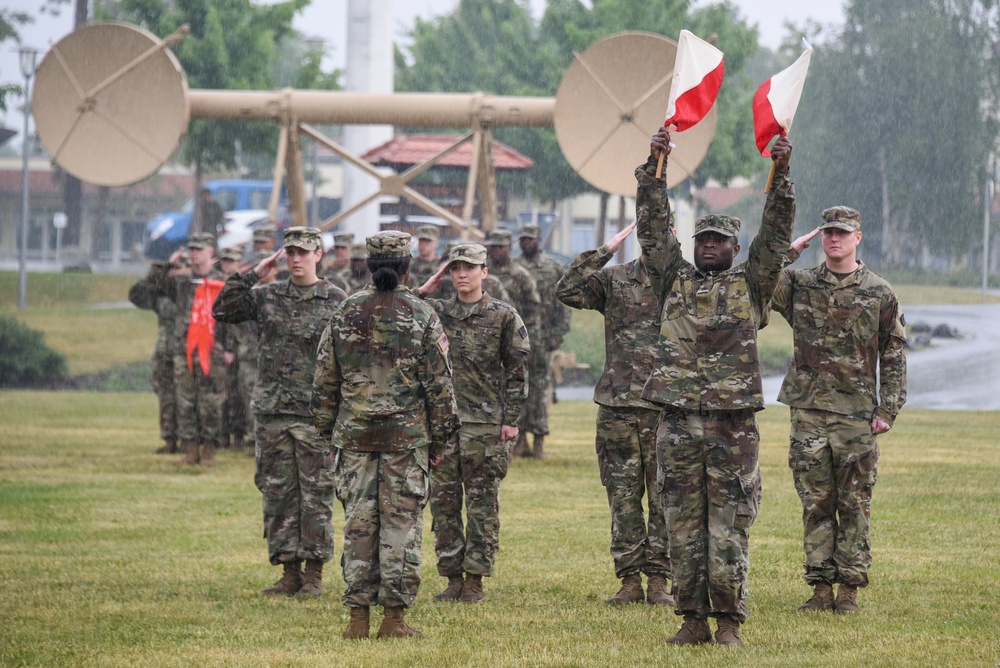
[18,47,38,311]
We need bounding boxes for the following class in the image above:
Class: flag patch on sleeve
[518,326,528,340]
[436,333,450,354]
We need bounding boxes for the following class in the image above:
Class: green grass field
[1,392,997,666]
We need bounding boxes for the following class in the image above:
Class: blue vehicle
[143,180,277,260]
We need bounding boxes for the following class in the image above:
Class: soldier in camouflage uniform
[641,128,795,646]
[434,241,512,302]
[771,208,906,613]
[418,243,530,603]
[129,252,190,454]
[337,244,371,295]
[253,225,278,255]
[219,247,249,450]
[515,224,570,458]
[322,231,354,294]
[135,233,229,467]
[407,224,442,290]
[214,227,347,597]
[556,221,673,607]
[312,231,460,640]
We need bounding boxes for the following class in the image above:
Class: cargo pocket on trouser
[484,433,510,482]
[734,468,762,531]
[400,448,430,509]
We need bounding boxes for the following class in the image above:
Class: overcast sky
[1,0,845,148]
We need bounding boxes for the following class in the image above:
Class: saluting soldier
[418,243,530,603]
[214,227,347,597]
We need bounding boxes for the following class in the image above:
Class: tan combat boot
[460,574,484,602]
[531,434,547,459]
[799,583,835,611]
[606,574,644,605]
[666,616,712,645]
[715,615,744,647]
[376,606,423,638]
[434,575,465,601]
[200,442,216,467]
[835,584,860,612]
[299,559,323,596]
[260,560,302,596]
[175,440,199,466]
[343,606,370,640]
[154,438,177,455]
[646,575,675,606]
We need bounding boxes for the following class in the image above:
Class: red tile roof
[361,134,534,170]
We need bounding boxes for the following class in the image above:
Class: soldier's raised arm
[635,127,679,301]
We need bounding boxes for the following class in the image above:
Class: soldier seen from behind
[556,220,674,608]
[418,243,530,603]
[213,227,347,597]
[771,208,906,613]
[642,127,795,646]
[312,231,460,640]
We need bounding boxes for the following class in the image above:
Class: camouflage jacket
[638,157,795,411]
[556,246,660,410]
[311,286,460,452]
[212,271,347,417]
[517,251,571,345]
[489,260,541,336]
[407,256,441,291]
[771,259,907,425]
[425,293,530,426]
[322,265,353,295]
[136,263,229,363]
[128,267,177,359]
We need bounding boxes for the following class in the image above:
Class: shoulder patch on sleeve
[436,332,450,354]
[518,325,528,340]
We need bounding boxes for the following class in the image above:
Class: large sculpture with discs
[33,23,715,237]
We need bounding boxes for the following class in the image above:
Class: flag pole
[655,125,675,179]
[764,162,776,193]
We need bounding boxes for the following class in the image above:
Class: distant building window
[571,218,595,256]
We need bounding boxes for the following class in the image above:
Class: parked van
[143,180,277,259]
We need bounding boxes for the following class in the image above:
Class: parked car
[143,179,279,260]
[216,209,271,254]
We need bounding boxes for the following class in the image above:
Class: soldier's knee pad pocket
[734,472,761,530]
[853,447,879,487]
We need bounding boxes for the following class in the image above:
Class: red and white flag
[753,39,813,156]
[663,30,725,131]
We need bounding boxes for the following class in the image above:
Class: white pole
[18,49,37,310]
[985,171,994,300]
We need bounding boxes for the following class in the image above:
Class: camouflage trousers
[173,351,226,446]
[336,446,430,609]
[656,407,761,623]
[789,407,878,588]
[596,405,670,579]
[222,361,245,440]
[254,414,335,565]
[237,361,257,442]
[430,423,509,578]
[519,346,552,435]
[151,352,177,441]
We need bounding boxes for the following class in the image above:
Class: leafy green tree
[792,0,998,269]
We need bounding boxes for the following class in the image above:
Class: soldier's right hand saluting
[253,247,285,278]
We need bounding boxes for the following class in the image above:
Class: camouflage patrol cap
[448,243,488,267]
[252,224,276,243]
[416,225,440,241]
[484,229,513,246]
[187,232,216,249]
[333,232,355,247]
[820,206,862,232]
[218,246,243,262]
[693,214,741,239]
[366,231,411,259]
[350,243,369,260]
[518,224,541,239]
[171,250,191,268]
[283,226,323,251]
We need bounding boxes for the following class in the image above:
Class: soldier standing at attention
[213,227,347,597]
[515,224,570,459]
[128,252,190,454]
[642,128,795,646]
[322,231,354,294]
[312,231,460,640]
[342,244,372,295]
[556,221,673,607]
[253,225,278,255]
[138,233,229,467]
[219,247,249,450]
[407,224,442,290]
[417,243,530,603]
[771,209,906,613]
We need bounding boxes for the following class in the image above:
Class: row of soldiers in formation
[128,127,906,645]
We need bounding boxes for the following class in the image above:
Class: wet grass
[0,393,997,666]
